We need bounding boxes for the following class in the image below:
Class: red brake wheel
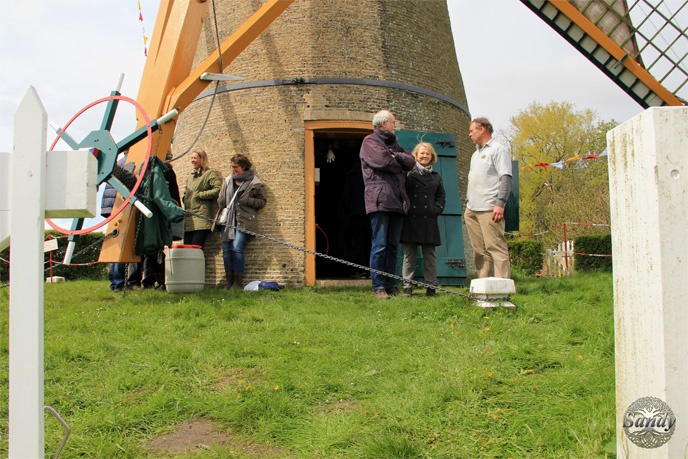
[45,95,153,235]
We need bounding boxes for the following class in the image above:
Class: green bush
[0,231,108,283]
[574,234,612,272]
[508,239,544,276]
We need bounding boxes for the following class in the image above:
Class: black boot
[232,271,244,289]
[426,287,436,297]
[225,271,234,290]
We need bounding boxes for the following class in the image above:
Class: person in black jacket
[101,154,133,292]
[138,152,183,290]
[400,142,446,296]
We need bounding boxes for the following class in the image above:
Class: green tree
[508,101,616,243]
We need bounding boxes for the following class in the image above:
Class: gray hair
[471,117,494,135]
[372,110,393,128]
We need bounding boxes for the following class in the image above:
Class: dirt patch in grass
[147,418,292,457]
[212,367,266,391]
[317,399,362,414]
[147,419,229,454]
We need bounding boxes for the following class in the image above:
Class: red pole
[48,236,54,282]
[563,223,569,275]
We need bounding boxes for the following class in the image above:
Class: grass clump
[0,272,616,458]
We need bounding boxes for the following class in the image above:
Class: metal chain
[0,202,511,304]
[44,231,118,275]
[0,230,117,290]
[179,207,488,300]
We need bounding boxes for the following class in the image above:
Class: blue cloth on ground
[244,280,285,291]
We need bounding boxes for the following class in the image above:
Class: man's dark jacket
[359,128,415,215]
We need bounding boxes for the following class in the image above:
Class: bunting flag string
[138,1,148,56]
[506,221,609,238]
[520,149,608,171]
[563,222,610,227]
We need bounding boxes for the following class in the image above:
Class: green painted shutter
[505,160,519,233]
[394,131,467,286]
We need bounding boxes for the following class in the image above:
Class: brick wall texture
[171,0,475,286]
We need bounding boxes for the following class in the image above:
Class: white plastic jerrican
[165,245,205,293]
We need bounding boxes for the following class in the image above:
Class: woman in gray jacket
[214,154,266,289]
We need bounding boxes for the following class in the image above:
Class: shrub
[508,239,544,276]
[574,234,612,272]
[0,231,108,282]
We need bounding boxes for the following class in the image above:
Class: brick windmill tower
[172,0,473,287]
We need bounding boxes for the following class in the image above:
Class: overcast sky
[1,0,679,154]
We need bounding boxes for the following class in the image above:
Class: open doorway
[313,131,371,280]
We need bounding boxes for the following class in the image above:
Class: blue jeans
[369,212,404,291]
[222,231,248,272]
[108,263,126,290]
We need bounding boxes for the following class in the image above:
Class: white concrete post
[9,86,48,458]
[607,107,688,457]
[5,87,97,458]
[0,151,10,251]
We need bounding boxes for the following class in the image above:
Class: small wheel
[45,95,153,235]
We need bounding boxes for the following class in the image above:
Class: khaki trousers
[464,208,511,279]
[402,243,437,289]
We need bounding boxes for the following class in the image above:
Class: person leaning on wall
[212,154,266,290]
[400,142,446,297]
[182,149,222,250]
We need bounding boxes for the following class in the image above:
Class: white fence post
[608,107,688,457]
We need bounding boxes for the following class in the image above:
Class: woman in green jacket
[182,149,222,249]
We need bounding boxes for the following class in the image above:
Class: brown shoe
[373,289,390,300]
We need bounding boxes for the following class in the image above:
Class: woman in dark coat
[400,142,446,296]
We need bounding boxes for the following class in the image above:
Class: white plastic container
[165,244,205,293]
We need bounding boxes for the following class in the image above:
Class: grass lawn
[0,272,616,458]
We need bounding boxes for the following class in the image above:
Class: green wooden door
[394,131,467,286]
[505,160,519,233]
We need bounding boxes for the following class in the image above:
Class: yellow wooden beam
[304,127,316,286]
[166,0,296,114]
[99,0,294,263]
[550,0,683,106]
[304,121,371,286]
[100,0,210,263]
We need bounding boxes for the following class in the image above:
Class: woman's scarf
[223,169,255,240]
[415,161,433,175]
